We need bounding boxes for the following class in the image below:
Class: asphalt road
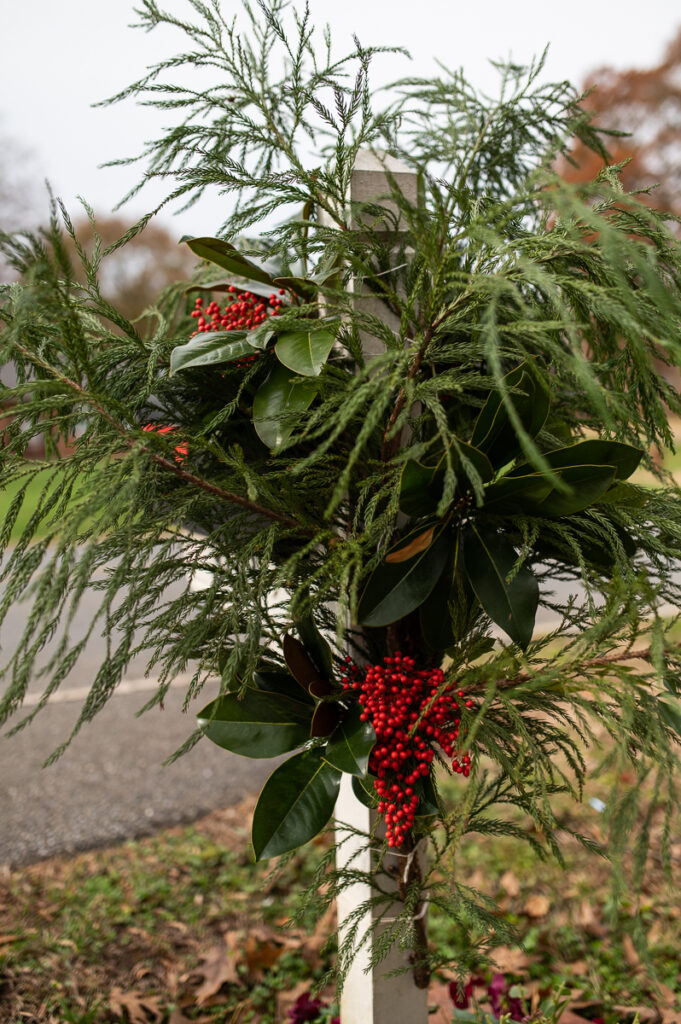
[0,564,676,869]
[0,587,280,868]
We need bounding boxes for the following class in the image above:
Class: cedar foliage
[2,0,681,982]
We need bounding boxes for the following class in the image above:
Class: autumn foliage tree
[64,215,195,325]
[561,27,681,219]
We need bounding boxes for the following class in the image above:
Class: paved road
[0,565,676,868]
[0,587,280,868]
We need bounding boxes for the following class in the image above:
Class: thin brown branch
[484,645,660,694]
[14,344,313,535]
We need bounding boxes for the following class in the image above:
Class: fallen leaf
[193,944,241,1006]
[303,902,337,960]
[109,987,163,1024]
[489,946,533,973]
[523,893,550,918]
[499,870,520,898]
[655,984,677,1009]
[622,933,641,969]
[167,1010,193,1024]
[612,1004,661,1024]
[0,935,18,946]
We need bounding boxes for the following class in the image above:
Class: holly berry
[340,653,473,848]
[189,289,284,338]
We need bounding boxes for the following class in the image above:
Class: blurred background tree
[561,28,681,218]
[560,30,681,395]
[63,215,194,324]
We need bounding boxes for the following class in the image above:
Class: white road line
[20,674,195,707]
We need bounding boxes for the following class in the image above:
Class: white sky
[2,0,680,239]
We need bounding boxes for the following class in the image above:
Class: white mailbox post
[327,151,430,1024]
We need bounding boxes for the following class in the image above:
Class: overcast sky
[2,0,679,239]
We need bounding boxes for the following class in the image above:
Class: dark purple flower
[449,978,474,1009]
[507,993,525,1021]
[487,973,507,1018]
[287,991,324,1023]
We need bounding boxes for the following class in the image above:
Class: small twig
[486,645,661,693]
[13,344,313,535]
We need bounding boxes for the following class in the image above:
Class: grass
[0,464,88,540]
[1,776,680,1024]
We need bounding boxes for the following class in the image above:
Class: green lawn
[0,465,87,541]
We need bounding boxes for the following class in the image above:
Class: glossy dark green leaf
[283,634,332,697]
[462,524,538,649]
[399,442,492,518]
[197,688,312,758]
[183,236,278,287]
[470,363,550,467]
[294,610,334,679]
[419,554,455,651]
[324,704,376,776]
[520,440,643,482]
[535,464,616,516]
[274,328,337,377]
[310,700,342,738]
[482,472,553,511]
[485,464,615,517]
[254,670,314,705]
[249,322,277,351]
[252,748,341,860]
[252,363,319,449]
[399,461,447,518]
[415,773,439,817]
[352,774,378,808]
[187,278,277,300]
[594,482,647,508]
[358,526,451,628]
[170,333,257,374]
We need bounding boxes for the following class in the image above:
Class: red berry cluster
[142,423,188,463]
[190,287,285,336]
[341,653,473,848]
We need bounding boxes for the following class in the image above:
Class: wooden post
[325,151,429,1024]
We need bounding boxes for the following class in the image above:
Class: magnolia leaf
[170,333,257,374]
[484,464,616,517]
[251,748,341,860]
[594,481,647,508]
[536,464,616,516]
[274,328,336,377]
[294,610,334,679]
[351,774,378,808]
[253,670,315,705]
[310,700,342,738]
[249,322,277,350]
[324,704,376,776]
[252,363,318,449]
[358,527,450,627]
[283,634,332,696]
[183,236,278,287]
[197,688,312,758]
[399,442,492,518]
[522,440,644,481]
[462,524,538,649]
[386,526,434,563]
[470,363,550,467]
[419,553,455,651]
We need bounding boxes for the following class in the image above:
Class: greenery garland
[2,0,681,988]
